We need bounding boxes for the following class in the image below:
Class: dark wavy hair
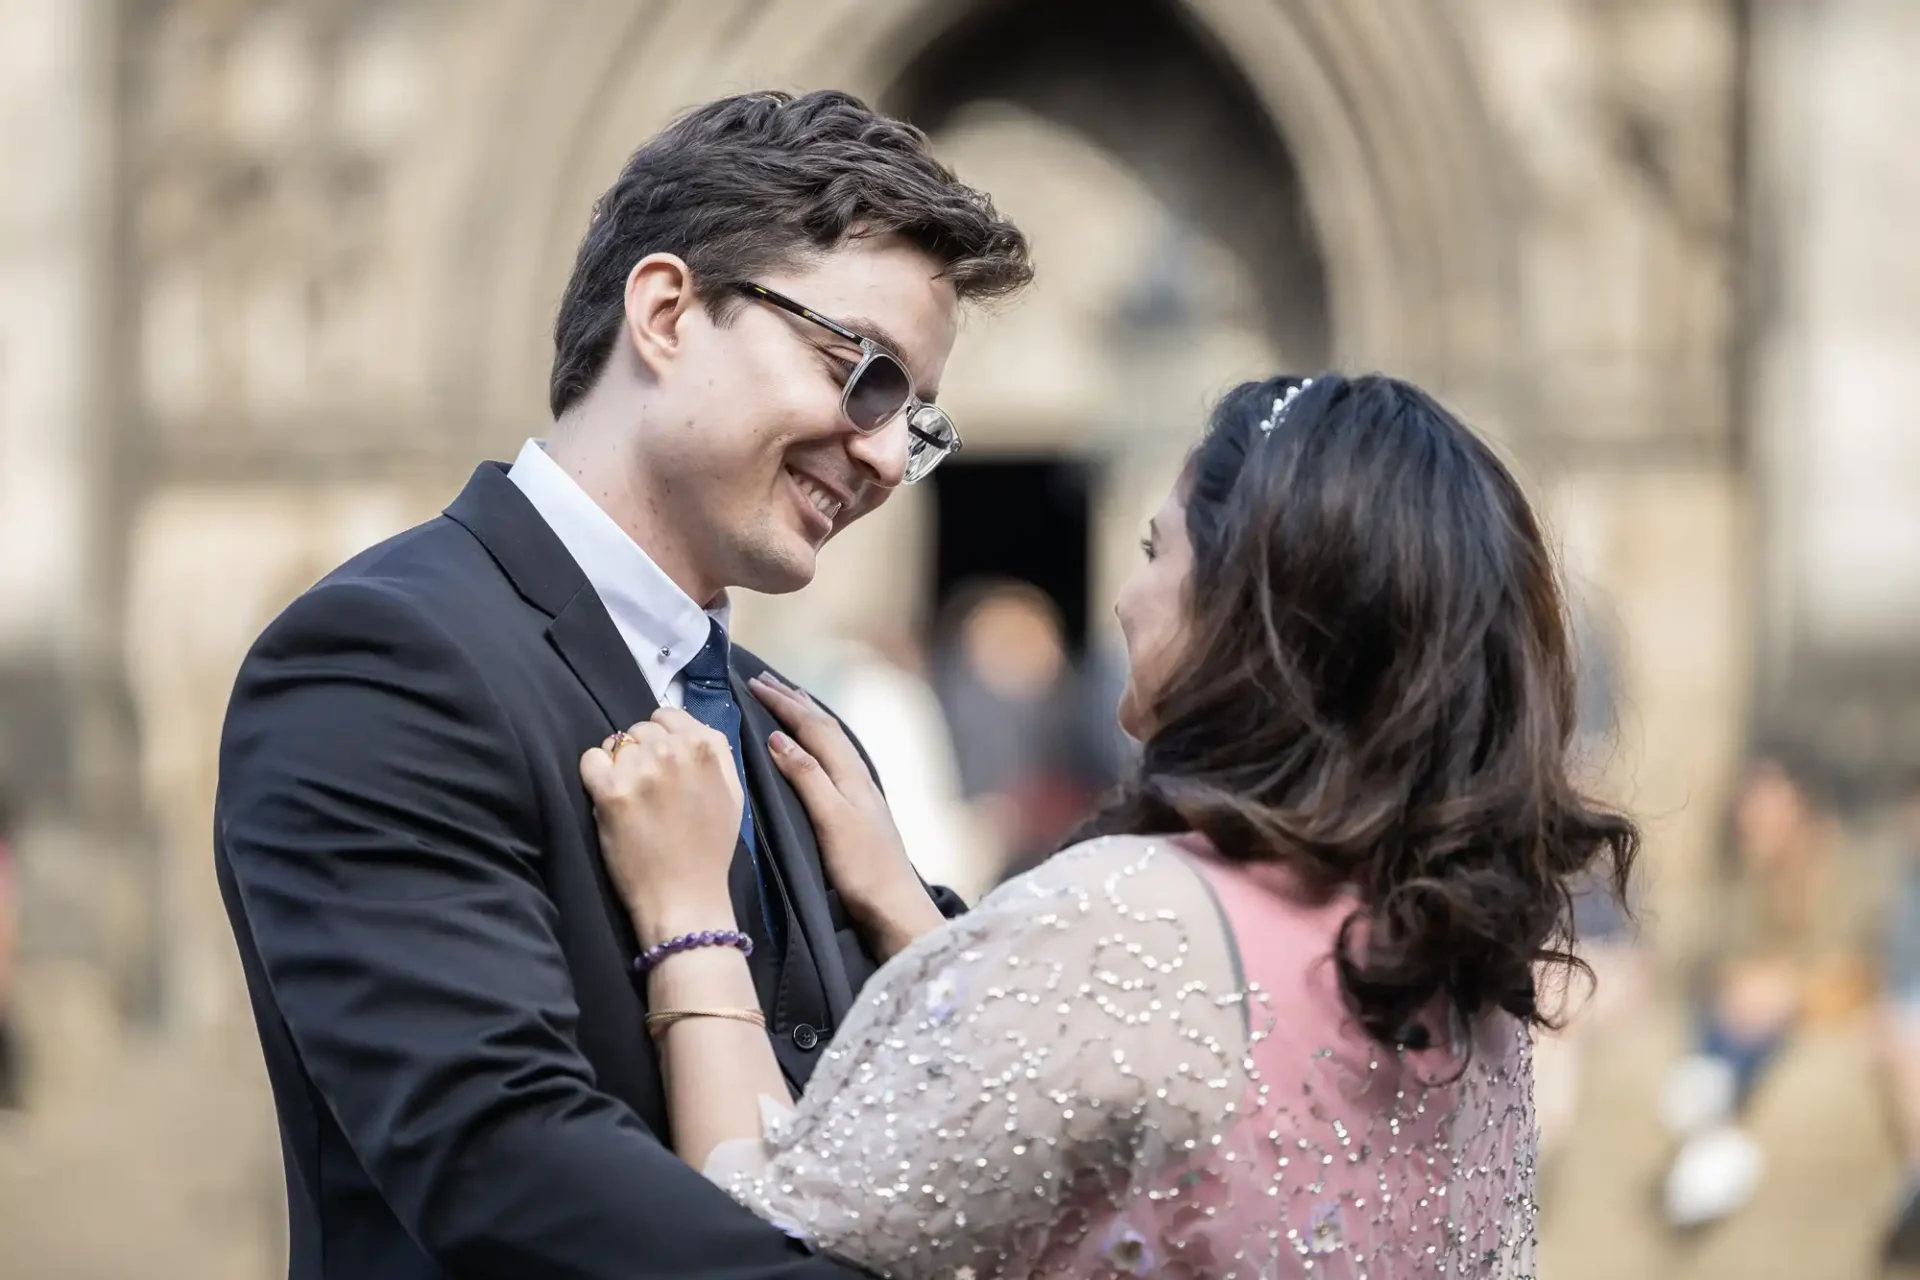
[1081,374,1639,1052]
[549,90,1032,418]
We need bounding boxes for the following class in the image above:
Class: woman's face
[1113,481,1196,741]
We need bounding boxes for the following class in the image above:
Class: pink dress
[704,835,1539,1278]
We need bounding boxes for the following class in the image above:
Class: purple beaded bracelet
[632,929,753,976]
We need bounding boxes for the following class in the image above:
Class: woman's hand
[584,713,787,1177]
[748,673,944,958]
[580,708,742,947]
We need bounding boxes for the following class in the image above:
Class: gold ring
[604,730,639,758]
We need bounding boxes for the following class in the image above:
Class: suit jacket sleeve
[218,579,856,1279]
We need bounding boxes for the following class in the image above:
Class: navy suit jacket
[215,462,963,1279]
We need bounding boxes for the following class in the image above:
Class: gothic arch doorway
[883,0,1329,366]
[451,0,1522,446]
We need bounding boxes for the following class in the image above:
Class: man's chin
[740,541,820,596]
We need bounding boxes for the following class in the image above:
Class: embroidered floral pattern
[704,838,1538,1278]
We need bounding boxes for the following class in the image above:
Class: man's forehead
[795,236,951,302]
[776,249,957,386]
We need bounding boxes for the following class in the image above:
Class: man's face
[635,236,959,600]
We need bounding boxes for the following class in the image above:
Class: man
[215,90,1030,1280]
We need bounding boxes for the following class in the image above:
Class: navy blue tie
[678,619,780,946]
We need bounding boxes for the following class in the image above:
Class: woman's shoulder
[980,833,1348,949]
[973,833,1248,1020]
[999,833,1358,940]
[980,833,1214,915]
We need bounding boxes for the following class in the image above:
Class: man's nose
[844,415,909,490]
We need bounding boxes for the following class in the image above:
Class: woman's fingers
[748,674,869,792]
[647,706,705,737]
[746,671,806,722]
[583,710,734,804]
[603,719,669,768]
[579,744,615,792]
[767,730,846,820]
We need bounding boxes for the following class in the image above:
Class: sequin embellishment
[703,837,1539,1279]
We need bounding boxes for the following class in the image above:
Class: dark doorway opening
[932,456,1092,654]
[884,0,1329,364]
[930,455,1112,885]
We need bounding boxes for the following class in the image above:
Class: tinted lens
[904,405,959,483]
[843,352,912,431]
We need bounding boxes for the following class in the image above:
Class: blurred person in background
[1659,747,1878,1229]
[934,580,1107,885]
[1877,769,1920,1260]
[0,786,17,1111]
[575,373,1637,1276]
[798,625,1002,902]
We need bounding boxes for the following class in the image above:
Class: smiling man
[214,91,1030,1280]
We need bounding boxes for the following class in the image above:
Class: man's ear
[622,253,698,379]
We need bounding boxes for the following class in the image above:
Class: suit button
[790,1023,820,1051]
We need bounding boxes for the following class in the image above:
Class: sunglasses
[734,282,961,483]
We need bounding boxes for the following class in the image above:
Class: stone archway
[383,0,1751,1010]
[883,0,1331,368]
[433,0,1526,451]
[3,2,1779,1274]
[101,0,1748,1028]
[100,0,1547,1040]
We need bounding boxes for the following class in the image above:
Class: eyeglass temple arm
[732,282,869,348]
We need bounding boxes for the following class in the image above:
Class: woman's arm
[582,711,793,1173]
[703,837,1251,1276]
[749,673,948,960]
[644,944,790,1173]
[827,871,946,962]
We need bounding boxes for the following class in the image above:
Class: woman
[583,374,1638,1277]
[1659,748,1873,1228]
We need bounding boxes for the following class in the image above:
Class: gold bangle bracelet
[644,1008,767,1037]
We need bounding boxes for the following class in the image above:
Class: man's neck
[542,424,722,609]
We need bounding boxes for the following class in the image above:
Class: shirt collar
[506,439,728,687]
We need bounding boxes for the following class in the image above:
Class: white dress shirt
[507,438,728,709]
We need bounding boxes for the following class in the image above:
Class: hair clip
[1257,378,1313,436]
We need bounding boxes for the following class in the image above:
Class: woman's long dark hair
[1081,374,1639,1051]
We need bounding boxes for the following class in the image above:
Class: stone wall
[1749,0,1920,784]
[4,1,1916,1276]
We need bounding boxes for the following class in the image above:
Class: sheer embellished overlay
[704,836,1538,1277]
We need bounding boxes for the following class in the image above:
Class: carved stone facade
[1,1,1914,1276]
[1748,0,1920,784]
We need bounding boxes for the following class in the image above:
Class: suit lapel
[734,667,857,1023]
[548,587,659,733]
[445,462,659,734]
[445,463,663,991]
